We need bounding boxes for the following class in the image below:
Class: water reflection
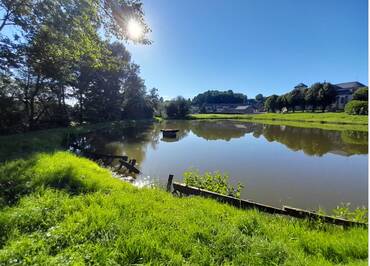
[68,120,367,211]
[71,120,368,166]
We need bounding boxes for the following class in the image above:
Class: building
[333,81,366,109]
[203,104,255,114]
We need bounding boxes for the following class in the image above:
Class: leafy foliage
[345,100,368,115]
[352,87,368,101]
[0,0,154,134]
[332,203,368,223]
[264,94,278,112]
[183,169,244,198]
[266,82,337,113]
[192,90,247,106]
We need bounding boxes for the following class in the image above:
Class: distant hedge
[345,100,368,115]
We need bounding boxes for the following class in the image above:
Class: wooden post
[166,174,174,192]
[131,159,136,166]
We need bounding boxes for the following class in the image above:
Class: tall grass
[0,152,367,265]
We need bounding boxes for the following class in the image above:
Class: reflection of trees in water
[71,120,368,166]
[186,120,367,156]
[190,120,258,141]
[261,125,367,156]
[72,121,162,166]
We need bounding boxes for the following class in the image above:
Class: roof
[294,83,308,88]
[235,105,250,110]
[334,81,365,89]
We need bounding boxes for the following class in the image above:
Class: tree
[305,83,321,112]
[353,87,368,101]
[318,82,336,111]
[121,64,153,119]
[147,88,161,115]
[255,93,264,102]
[0,0,152,132]
[264,95,278,112]
[165,96,190,118]
[192,90,247,105]
[276,95,288,112]
[286,88,305,112]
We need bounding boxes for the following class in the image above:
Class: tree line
[264,82,337,113]
[0,0,161,134]
[192,90,247,106]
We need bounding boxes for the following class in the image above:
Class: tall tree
[286,88,305,112]
[264,95,278,112]
[121,64,153,119]
[0,0,151,132]
[318,82,336,111]
[305,83,321,112]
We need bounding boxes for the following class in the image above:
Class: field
[0,152,367,265]
[189,113,369,131]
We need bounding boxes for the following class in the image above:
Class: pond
[70,120,368,212]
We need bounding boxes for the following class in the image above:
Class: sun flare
[127,19,143,40]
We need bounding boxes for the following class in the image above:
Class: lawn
[0,152,367,265]
[190,113,368,131]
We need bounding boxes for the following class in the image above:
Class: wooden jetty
[161,129,179,138]
[70,143,140,174]
[170,181,367,227]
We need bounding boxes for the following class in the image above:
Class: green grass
[190,113,369,131]
[0,152,367,265]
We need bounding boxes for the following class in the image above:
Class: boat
[160,129,179,138]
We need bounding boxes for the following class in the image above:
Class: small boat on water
[161,129,179,138]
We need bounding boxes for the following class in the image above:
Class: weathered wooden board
[282,206,366,227]
[172,182,367,227]
[172,182,285,214]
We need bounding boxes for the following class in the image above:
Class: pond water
[70,120,368,211]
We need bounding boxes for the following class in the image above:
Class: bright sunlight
[127,19,143,40]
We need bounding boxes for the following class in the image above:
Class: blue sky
[127,0,368,100]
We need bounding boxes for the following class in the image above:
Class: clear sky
[126,0,368,100]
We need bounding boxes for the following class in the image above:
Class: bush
[183,169,244,198]
[344,100,368,115]
[352,87,368,101]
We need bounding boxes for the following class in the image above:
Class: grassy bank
[0,152,367,265]
[189,113,369,131]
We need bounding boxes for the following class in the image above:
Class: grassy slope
[0,152,367,265]
[190,113,369,131]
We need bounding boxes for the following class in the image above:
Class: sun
[127,19,143,40]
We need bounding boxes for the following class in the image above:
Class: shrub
[332,203,368,223]
[183,169,244,198]
[352,87,368,101]
[344,100,368,115]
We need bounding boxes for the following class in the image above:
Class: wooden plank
[172,182,285,214]
[166,174,174,192]
[118,159,140,174]
[283,206,367,227]
[172,182,367,227]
